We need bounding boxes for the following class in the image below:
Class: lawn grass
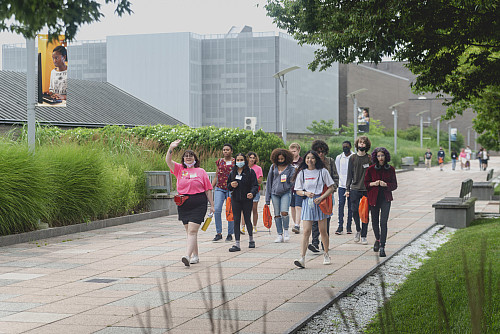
[365,218,500,333]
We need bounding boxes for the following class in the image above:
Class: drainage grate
[85,278,118,283]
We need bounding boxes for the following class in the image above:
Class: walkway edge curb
[283,221,439,334]
[0,209,171,248]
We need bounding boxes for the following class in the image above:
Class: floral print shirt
[215,158,234,190]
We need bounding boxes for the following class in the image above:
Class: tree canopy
[0,0,132,41]
[266,0,500,148]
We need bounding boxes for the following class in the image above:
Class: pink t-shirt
[251,164,263,179]
[173,163,213,195]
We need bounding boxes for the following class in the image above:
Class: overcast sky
[0,0,284,69]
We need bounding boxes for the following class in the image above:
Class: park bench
[401,156,415,171]
[471,169,495,200]
[145,171,176,213]
[432,179,476,229]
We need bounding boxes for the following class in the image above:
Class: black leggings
[370,198,391,247]
[350,189,368,237]
[232,199,253,241]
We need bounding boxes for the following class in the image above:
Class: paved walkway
[0,158,498,334]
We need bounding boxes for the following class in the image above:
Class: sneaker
[181,256,190,267]
[379,247,386,257]
[294,257,305,268]
[253,226,258,233]
[249,241,255,248]
[361,237,368,245]
[241,225,246,234]
[335,228,343,235]
[373,240,380,252]
[190,255,199,264]
[308,244,320,253]
[354,232,361,243]
[274,234,284,243]
[323,253,331,265]
[225,234,233,242]
[212,234,223,242]
[229,245,241,252]
[346,228,353,234]
[283,230,290,242]
[292,225,300,234]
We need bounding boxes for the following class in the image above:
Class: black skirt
[177,192,208,224]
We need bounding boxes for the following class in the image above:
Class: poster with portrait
[357,107,370,133]
[37,34,67,107]
[450,128,457,142]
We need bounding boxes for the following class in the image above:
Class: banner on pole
[357,107,370,133]
[37,34,67,107]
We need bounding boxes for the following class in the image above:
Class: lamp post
[434,116,441,147]
[273,66,300,144]
[389,102,405,155]
[27,38,36,152]
[466,126,473,146]
[417,110,430,148]
[446,120,455,153]
[347,88,368,144]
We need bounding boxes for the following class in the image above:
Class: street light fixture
[434,116,441,147]
[347,88,368,144]
[446,120,455,153]
[273,66,300,144]
[389,102,405,155]
[416,110,430,148]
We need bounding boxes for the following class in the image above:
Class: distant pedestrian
[437,147,445,171]
[265,148,295,242]
[293,150,335,268]
[289,143,304,234]
[227,153,259,252]
[308,140,339,253]
[335,140,354,235]
[212,144,235,242]
[459,148,467,170]
[480,148,489,171]
[246,152,263,233]
[166,140,214,267]
[365,147,397,257]
[424,148,432,170]
[465,146,472,170]
[346,136,371,245]
[451,150,458,170]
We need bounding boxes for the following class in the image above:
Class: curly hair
[311,140,329,155]
[270,148,293,165]
[355,136,371,152]
[371,147,391,164]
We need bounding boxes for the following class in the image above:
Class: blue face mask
[236,161,245,168]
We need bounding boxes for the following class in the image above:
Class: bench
[401,156,415,171]
[432,179,476,229]
[145,171,177,213]
[472,169,495,200]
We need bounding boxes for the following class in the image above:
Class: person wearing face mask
[335,140,354,235]
[346,136,372,245]
[364,147,397,257]
[166,140,215,267]
[265,148,295,242]
[227,153,259,251]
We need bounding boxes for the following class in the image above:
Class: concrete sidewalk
[0,158,498,334]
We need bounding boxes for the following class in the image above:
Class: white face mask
[236,161,245,168]
[185,161,196,168]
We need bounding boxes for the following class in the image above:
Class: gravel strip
[298,225,456,334]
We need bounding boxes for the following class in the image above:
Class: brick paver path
[0,157,498,334]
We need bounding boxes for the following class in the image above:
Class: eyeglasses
[184,154,195,158]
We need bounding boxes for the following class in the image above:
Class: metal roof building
[0,70,183,128]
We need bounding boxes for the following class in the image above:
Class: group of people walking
[425,145,489,171]
[166,136,398,269]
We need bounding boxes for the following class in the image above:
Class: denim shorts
[290,191,304,208]
[253,191,261,203]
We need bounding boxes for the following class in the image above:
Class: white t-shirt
[294,168,334,195]
[49,69,67,95]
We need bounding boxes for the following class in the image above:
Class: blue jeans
[214,187,234,235]
[452,158,457,170]
[337,187,352,231]
[271,192,291,234]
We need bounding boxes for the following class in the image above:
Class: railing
[145,171,172,195]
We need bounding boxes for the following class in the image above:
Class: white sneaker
[274,234,284,243]
[323,253,331,265]
[361,237,368,245]
[294,257,305,268]
[354,232,361,243]
[283,230,290,242]
[189,255,199,264]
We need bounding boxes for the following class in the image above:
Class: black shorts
[177,192,208,224]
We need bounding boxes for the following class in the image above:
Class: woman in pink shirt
[166,139,214,267]
[247,151,263,233]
